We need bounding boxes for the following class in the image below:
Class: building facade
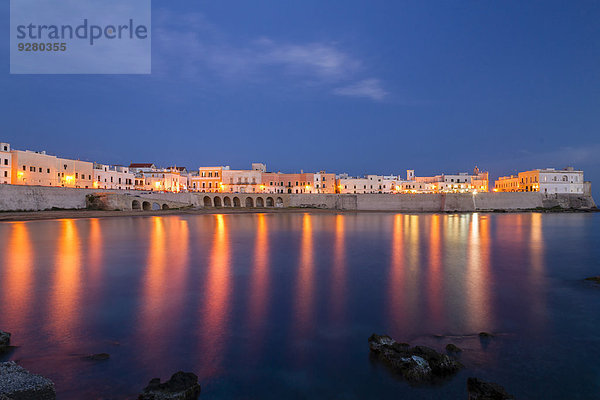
[93,164,135,190]
[0,143,11,184]
[189,166,226,192]
[495,167,585,194]
[11,149,94,188]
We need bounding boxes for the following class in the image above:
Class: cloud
[152,10,384,100]
[333,79,388,101]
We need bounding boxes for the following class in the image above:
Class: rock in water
[0,361,56,400]
[368,334,462,383]
[585,276,600,284]
[0,332,10,353]
[83,353,110,361]
[467,377,514,400]
[139,371,201,400]
[446,343,462,353]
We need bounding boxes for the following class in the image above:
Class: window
[76,173,79,179]
[3,146,6,151]
[30,166,35,172]
[215,172,219,177]
[3,159,7,166]
[64,164,67,170]
[47,169,50,173]
[4,171,6,177]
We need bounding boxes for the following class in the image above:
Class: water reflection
[0,212,580,399]
[49,219,82,344]
[427,215,443,322]
[2,223,34,334]
[329,214,346,322]
[466,214,492,331]
[199,214,231,377]
[293,213,315,344]
[247,214,270,359]
[388,214,406,332]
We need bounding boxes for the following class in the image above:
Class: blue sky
[2,1,599,195]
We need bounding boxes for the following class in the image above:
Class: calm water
[1,213,599,399]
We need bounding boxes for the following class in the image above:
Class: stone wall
[0,184,595,212]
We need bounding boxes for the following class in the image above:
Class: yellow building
[494,175,519,192]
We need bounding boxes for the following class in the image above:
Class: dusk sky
[2,1,599,195]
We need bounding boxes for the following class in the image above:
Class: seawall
[0,184,596,212]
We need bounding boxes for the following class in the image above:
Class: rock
[0,361,56,400]
[83,353,110,361]
[467,377,514,400]
[0,332,10,353]
[368,334,462,383]
[585,276,600,284]
[446,343,462,353]
[139,371,201,400]
[479,332,493,338]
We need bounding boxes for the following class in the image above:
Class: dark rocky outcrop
[368,334,462,383]
[0,361,56,400]
[467,377,514,399]
[139,371,201,400]
[585,276,600,284]
[446,343,462,353]
[479,332,493,338]
[0,332,10,353]
[82,353,110,361]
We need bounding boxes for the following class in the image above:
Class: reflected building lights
[329,214,347,322]
[293,213,315,342]
[247,213,270,359]
[3,223,34,333]
[49,219,82,343]
[199,214,231,376]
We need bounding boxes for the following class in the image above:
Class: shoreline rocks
[368,334,462,383]
[0,332,10,353]
[467,377,514,400]
[139,371,201,400]
[0,361,56,400]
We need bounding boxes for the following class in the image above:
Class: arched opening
[142,201,151,211]
[214,197,222,207]
[223,196,232,207]
[256,197,264,207]
[245,197,254,208]
[266,197,274,207]
[152,202,161,211]
[162,204,169,210]
[203,196,212,207]
[287,188,292,194]
[233,197,241,207]
[132,200,141,210]
[276,197,283,207]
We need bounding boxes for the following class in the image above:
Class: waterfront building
[494,175,520,192]
[313,171,337,193]
[11,148,94,188]
[222,168,263,193]
[337,174,404,194]
[494,167,585,194]
[93,164,135,190]
[189,166,228,192]
[0,143,11,184]
[412,167,489,193]
[262,171,318,194]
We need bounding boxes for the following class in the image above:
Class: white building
[518,167,585,194]
[0,143,11,184]
[11,149,94,188]
[337,174,402,194]
[93,164,135,190]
